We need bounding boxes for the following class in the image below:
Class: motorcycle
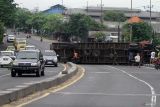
[153,58,160,70]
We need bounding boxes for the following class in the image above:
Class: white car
[25,45,36,50]
[0,51,15,67]
[7,35,15,42]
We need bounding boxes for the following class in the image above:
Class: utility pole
[100,0,103,24]
[150,0,152,26]
[87,1,89,15]
[131,0,132,16]
[62,0,63,6]
[130,0,133,43]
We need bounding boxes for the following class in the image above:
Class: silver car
[43,50,58,67]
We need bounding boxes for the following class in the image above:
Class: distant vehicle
[26,34,31,38]
[6,46,15,51]
[7,35,15,42]
[0,51,16,67]
[43,50,58,67]
[11,50,45,77]
[14,38,26,51]
[25,45,36,50]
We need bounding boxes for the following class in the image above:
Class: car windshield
[16,51,38,59]
[8,35,14,37]
[44,51,56,56]
[7,46,15,50]
[18,41,26,44]
[1,52,13,56]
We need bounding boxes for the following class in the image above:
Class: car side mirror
[11,56,16,60]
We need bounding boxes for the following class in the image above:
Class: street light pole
[100,0,103,24]
[150,0,152,26]
[62,0,63,5]
[130,0,133,43]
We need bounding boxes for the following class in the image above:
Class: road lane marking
[108,66,156,107]
[55,92,160,96]
[0,73,10,78]
[143,66,155,70]
[16,66,85,107]
[89,72,110,74]
[16,93,50,107]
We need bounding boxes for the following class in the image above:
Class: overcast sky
[14,0,160,11]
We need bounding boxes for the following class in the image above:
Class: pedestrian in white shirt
[135,53,141,68]
[150,51,155,64]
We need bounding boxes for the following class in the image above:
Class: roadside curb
[0,62,78,106]
[144,64,155,68]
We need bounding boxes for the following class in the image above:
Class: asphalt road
[24,65,160,107]
[0,31,63,92]
[3,31,160,107]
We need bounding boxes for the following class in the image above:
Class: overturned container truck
[50,42,152,64]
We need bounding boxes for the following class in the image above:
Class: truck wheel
[11,71,16,77]
[36,69,40,77]
[155,64,159,70]
[41,70,45,76]
[18,72,22,77]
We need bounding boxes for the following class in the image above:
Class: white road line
[0,73,10,78]
[56,92,160,96]
[89,72,110,74]
[143,66,155,70]
[108,66,156,107]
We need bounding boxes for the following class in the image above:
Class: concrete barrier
[0,62,78,106]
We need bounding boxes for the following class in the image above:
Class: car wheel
[36,69,41,77]
[55,63,58,67]
[0,65,3,68]
[11,71,16,77]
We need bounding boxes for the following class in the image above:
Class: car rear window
[17,51,38,59]
[1,52,13,56]
[44,52,56,56]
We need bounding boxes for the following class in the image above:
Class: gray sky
[14,0,160,11]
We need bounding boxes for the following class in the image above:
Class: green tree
[43,14,64,33]
[68,14,106,41]
[104,10,127,22]
[95,32,106,42]
[122,22,152,42]
[0,0,16,26]
[31,13,46,34]
[14,8,33,32]
[0,22,4,43]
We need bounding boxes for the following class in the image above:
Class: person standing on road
[134,53,141,68]
[150,51,155,64]
[40,36,43,42]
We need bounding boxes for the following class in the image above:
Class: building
[66,6,160,42]
[66,6,160,22]
[43,4,66,14]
